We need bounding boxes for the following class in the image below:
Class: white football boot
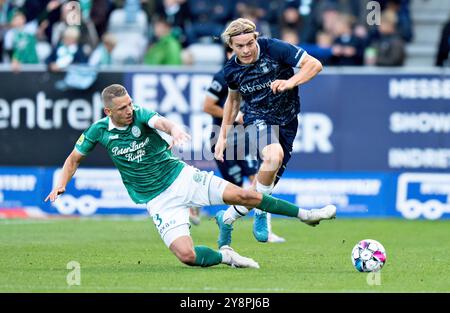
[302,204,337,227]
[220,246,260,269]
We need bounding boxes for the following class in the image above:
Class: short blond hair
[101,84,127,108]
[221,18,259,45]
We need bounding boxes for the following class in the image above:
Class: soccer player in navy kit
[204,45,286,243]
[214,18,334,247]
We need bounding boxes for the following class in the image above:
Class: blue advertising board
[1,166,449,220]
[1,69,449,219]
[0,167,46,218]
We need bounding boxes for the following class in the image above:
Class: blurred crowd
[0,0,441,71]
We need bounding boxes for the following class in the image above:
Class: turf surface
[0,217,448,292]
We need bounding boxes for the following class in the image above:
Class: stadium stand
[0,0,448,68]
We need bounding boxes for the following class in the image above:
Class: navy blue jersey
[205,69,228,128]
[224,37,307,126]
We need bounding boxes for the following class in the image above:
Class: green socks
[192,195,300,267]
[194,246,222,267]
[258,194,300,217]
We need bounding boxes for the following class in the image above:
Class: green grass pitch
[0,217,449,292]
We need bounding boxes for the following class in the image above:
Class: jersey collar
[108,117,129,131]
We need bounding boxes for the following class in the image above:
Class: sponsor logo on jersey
[109,134,119,140]
[240,79,273,94]
[76,134,85,145]
[132,126,141,138]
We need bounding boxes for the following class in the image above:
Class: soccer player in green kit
[45,84,336,269]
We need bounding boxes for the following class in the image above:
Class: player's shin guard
[193,246,222,267]
[257,194,299,217]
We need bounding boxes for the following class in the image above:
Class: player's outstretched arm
[153,116,191,149]
[45,149,84,202]
[271,54,323,93]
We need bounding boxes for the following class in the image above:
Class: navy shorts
[246,117,299,186]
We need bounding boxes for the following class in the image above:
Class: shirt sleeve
[267,38,308,68]
[206,71,227,100]
[224,61,239,91]
[133,105,159,128]
[148,115,161,128]
[75,126,98,156]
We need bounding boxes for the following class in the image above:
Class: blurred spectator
[23,0,62,44]
[239,5,271,37]
[140,0,157,20]
[280,27,300,46]
[380,0,413,42]
[235,0,279,26]
[123,0,140,23]
[4,10,38,71]
[278,2,302,39]
[154,0,191,47]
[1,0,17,62]
[435,18,450,67]
[89,32,117,66]
[186,0,233,44]
[144,17,182,65]
[46,26,88,72]
[313,31,335,65]
[367,9,405,66]
[89,0,112,39]
[281,27,334,66]
[302,0,340,43]
[330,14,364,66]
[51,2,99,57]
[107,1,148,64]
[319,2,341,37]
[283,0,322,44]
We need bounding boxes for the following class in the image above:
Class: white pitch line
[0,285,287,292]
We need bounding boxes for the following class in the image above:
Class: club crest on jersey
[131,126,141,138]
[193,171,203,183]
[260,62,269,73]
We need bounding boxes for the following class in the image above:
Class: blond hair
[221,18,259,45]
[101,84,127,108]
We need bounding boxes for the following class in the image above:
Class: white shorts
[146,165,228,247]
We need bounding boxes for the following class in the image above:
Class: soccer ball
[351,239,387,272]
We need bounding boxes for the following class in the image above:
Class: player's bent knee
[261,145,284,169]
[177,249,196,265]
[263,154,283,167]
